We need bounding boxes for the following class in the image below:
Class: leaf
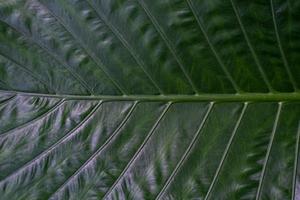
[0,0,299,199]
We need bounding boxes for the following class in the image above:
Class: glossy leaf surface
[0,0,299,199]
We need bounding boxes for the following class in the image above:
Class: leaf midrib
[0,90,300,102]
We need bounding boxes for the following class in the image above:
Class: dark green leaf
[0,0,299,199]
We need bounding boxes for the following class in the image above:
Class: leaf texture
[0,0,299,199]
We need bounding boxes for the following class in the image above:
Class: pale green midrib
[0,90,300,102]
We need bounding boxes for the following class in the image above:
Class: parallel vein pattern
[35,0,126,95]
[0,0,300,199]
[0,92,299,200]
[0,0,299,94]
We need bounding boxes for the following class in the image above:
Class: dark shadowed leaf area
[0,0,299,199]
